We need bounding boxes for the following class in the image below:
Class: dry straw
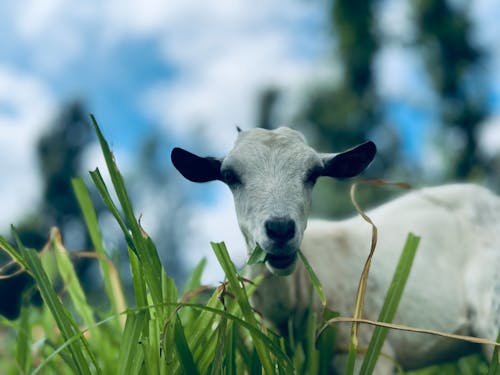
[319,179,500,367]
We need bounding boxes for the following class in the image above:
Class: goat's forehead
[237,127,306,144]
[228,128,315,158]
[223,128,321,178]
[224,128,318,172]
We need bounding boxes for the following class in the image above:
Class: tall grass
[0,116,498,374]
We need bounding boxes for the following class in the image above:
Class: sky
[1,0,500,283]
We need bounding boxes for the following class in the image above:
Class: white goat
[171,127,500,373]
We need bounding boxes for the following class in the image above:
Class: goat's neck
[248,261,312,334]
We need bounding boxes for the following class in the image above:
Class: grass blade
[118,311,146,375]
[488,330,500,375]
[89,168,134,251]
[0,235,28,271]
[318,308,339,375]
[89,116,173,321]
[89,115,138,235]
[142,318,161,375]
[226,323,237,375]
[171,305,293,370]
[128,247,149,311]
[12,227,96,375]
[16,298,31,374]
[298,249,326,306]
[209,316,228,375]
[211,241,278,374]
[359,232,420,374]
[51,229,97,336]
[302,307,319,375]
[247,245,267,266]
[345,182,379,374]
[174,313,200,375]
[72,177,126,327]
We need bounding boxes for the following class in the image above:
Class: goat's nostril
[265,217,296,242]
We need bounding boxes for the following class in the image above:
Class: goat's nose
[265,217,296,243]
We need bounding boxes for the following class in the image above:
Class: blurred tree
[0,101,94,319]
[36,101,93,247]
[296,0,401,217]
[414,0,490,181]
[257,87,280,130]
[305,0,378,150]
[258,0,492,218]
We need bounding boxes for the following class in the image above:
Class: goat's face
[221,128,320,275]
[171,127,376,276]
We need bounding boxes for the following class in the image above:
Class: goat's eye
[305,166,322,185]
[221,168,242,187]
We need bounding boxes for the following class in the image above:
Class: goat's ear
[321,141,376,179]
[171,147,223,183]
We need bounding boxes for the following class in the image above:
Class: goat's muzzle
[265,217,296,243]
[262,217,299,275]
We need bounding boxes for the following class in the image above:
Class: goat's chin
[265,253,298,276]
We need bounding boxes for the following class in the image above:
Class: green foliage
[488,330,500,375]
[298,250,326,307]
[359,233,420,374]
[0,118,497,374]
[0,117,328,374]
[0,102,95,320]
[414,0,489,181]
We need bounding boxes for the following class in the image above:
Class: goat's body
[172,127,500,373]
[252,183,500,371]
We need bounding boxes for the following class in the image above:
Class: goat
[171,127,500,373]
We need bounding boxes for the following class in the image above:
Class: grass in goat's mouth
[248,244,326,305]
[247,244,267,265]
[247,244,297,269]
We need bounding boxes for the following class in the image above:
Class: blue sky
[2,0,500,282]
[0,8,171,148]
[0,0,332,148]
[0,0,334,279]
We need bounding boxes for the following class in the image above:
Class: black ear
[322,141,376,179]
[171,147,222,183]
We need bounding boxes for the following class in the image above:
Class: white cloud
[103,0,169,37]
[479,117,500,158]
[374,44,435,107]
[469,0,500,120]
[184,190,246,284]
[0,0,330,286]
[376,0,416,42]
[470,0,500,53]
[12,0,95,75]
[143,40,327,151]
[137,0,330,150]
[7,0,331,149]
[0,66,55,228]
[15,0,65,39]
[374,0,429,113]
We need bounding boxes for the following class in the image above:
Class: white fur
[174,127,500,373]
[252,184,500,372]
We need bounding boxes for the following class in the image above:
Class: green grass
[0,116,498,374]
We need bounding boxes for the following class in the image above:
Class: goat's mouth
[248,244,298,276]
[265,252,297,276]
